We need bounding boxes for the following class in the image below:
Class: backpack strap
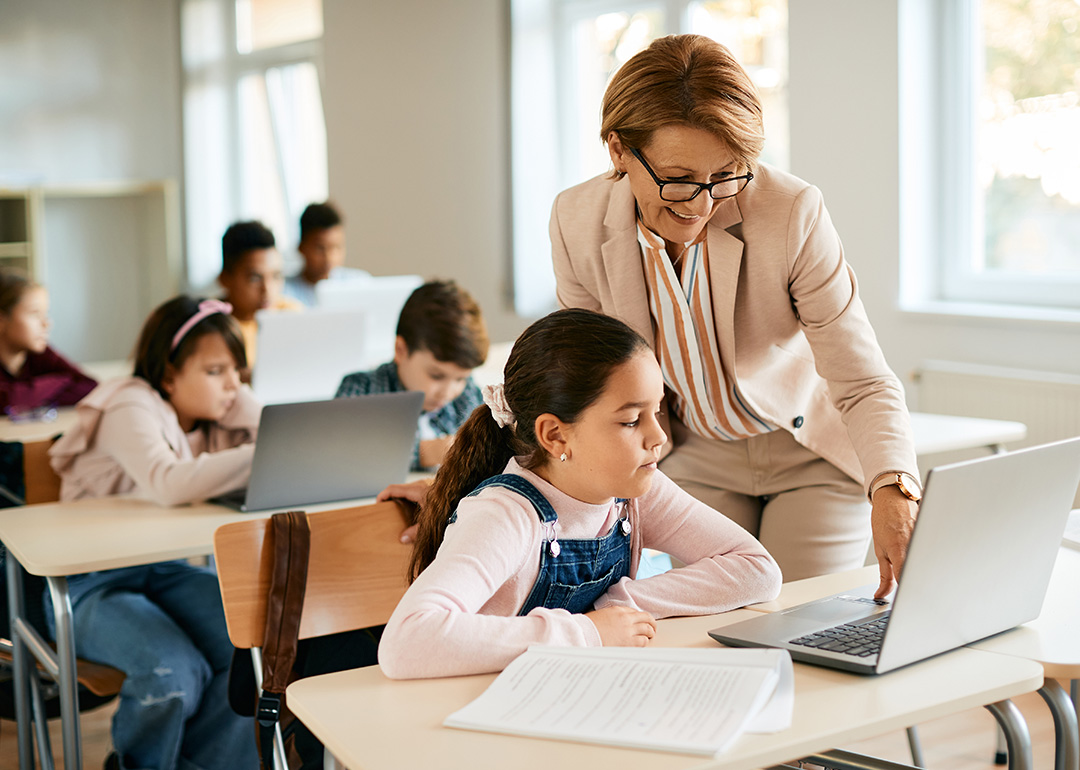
[256,510,310,769]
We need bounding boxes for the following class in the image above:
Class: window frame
[180,0,327,290]
[928,0,1080,313]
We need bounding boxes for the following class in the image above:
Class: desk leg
[45,576,82,770]
[985,699,1034,770]
[1038,679,1079,770]
[6,554,35,770]
[323,748,343,770]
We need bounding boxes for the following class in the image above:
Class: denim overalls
[456,474,633,615]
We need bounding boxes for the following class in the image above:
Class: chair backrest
[213,500,414,649]
[22,438,62,505]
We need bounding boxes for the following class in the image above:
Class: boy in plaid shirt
[336,280,488,470]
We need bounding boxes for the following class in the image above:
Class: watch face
[897,473,921,502]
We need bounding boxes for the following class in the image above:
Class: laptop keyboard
[789,613,891,657]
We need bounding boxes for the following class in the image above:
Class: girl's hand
[585,606,657,647]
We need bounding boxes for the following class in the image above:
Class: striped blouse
[637,221,774,441]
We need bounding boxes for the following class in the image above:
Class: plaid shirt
[335,361,483,471]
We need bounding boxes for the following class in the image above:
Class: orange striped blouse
[637,221,773,441]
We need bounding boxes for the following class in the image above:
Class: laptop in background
[216,391,423,512]
[315,274,423,368]
[709,437,1080,674]
[252,308,368,405]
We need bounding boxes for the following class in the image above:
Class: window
[181,0,327,290]
[916,0,1080,313]
[511,0,788,316]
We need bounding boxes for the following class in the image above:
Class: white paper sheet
[444,646,793,757]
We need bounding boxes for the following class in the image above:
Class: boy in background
[336,280,488,470]
[283,201,369,306]
[218,220,300,372]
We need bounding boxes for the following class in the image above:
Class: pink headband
[170,299,233,352]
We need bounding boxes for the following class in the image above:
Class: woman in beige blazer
[550,34,919,595]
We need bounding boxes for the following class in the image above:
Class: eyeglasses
[629,148,754,202]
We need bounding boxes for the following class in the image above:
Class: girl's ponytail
[408,404,515,582]
[407,308,649,583]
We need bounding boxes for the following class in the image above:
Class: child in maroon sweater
[0,269,96,414]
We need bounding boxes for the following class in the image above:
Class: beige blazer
[549,163,918,488]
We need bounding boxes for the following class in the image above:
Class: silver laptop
[252,308,370,405]
[216,391,423,512]
[709,437,1080,674]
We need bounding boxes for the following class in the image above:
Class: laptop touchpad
[784,598,882,624]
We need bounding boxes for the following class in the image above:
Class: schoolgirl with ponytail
[379,309,781,679]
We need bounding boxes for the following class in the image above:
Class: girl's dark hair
[133,295,247,399]
[408,308,649,582]
[0,268,37,315]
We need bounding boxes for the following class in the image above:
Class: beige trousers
[659,418,870,582]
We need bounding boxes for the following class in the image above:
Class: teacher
[550,34,919,596]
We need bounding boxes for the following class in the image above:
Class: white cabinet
[0,181,181,362]
[0,188,41,276]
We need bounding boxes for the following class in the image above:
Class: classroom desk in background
[0,408,78,443]
[77,359,131,384]
[909,412,1028,456]
[0,482,426,770]
[285,603,1042,770]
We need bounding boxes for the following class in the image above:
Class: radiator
[914,360,1080,448]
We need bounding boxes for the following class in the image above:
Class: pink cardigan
[378,459,781,679]
[49,377,261,505]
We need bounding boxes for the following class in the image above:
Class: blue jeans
[48,561,258,770]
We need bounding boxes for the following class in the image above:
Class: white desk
[0,408,78,444]
[286,607,1042,770]
[909,411,1027,456]
[77,359,131,384]
[0,487,421,770]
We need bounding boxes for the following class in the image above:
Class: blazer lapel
[705,198,745,364]
[601,178,654,348]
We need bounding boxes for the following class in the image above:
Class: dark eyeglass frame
[629,147,754,202]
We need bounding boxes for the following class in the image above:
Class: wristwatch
[870,471,922,503]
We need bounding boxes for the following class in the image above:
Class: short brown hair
[396,280,488,370]
[601,34,764,174]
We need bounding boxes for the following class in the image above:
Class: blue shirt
[335,361,482,471]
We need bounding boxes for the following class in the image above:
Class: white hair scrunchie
[482,383,516,429]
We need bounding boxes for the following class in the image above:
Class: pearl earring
[560,452,567,462]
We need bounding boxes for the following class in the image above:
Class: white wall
[0,0,183,185]
[322,0,528,343]
[0,0,184,362]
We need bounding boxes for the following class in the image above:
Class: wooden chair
[0,437,125,767]
[214,500,415,770]
[20,437,63,505]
